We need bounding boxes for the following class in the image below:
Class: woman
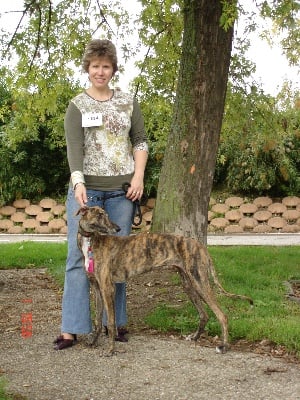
[54,39,148,350]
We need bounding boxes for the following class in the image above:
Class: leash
[86,182,142,226]
[121,182,142,227]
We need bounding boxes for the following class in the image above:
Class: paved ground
[1,233,300,246]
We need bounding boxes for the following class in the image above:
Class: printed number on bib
[82,112,103,127]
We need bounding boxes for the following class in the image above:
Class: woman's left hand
[127,176,144,201]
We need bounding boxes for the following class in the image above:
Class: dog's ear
[75,206,88,216]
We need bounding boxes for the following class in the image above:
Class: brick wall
[0,195,299,234]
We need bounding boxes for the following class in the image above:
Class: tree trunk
[151,0,234,244]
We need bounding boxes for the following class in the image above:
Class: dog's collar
[78,226,92,237]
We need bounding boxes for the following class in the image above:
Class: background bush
[214,84,300,196]
[0,77,299,206]
[0,75,74,205]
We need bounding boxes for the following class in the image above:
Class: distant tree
[0,0,299,221]
[0,0,132,147]
[139,0,300,241]
[0,1,133,202]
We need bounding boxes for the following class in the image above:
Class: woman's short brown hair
[82,39,118,74]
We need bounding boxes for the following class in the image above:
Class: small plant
[0,378,13,400]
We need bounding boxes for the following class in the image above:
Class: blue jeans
[61,187,134,334]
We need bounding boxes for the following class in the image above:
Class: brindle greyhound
[77,206,253,356]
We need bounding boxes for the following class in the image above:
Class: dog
[77,206,253,356]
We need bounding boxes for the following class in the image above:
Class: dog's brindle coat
[77,206,253,356]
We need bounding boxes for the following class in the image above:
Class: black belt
[87,182,142,226]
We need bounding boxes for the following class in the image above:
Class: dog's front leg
[89,279,103,346]
[99,272,116,356]
[94,281,103,340]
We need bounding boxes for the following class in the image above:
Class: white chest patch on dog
[81,236,90,272]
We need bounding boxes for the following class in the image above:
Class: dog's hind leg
[183,266,229,353]
[179,272,209,341]
[199,286,229,353]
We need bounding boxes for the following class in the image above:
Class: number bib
[82,112,103,127]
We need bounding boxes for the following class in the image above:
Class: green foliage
[260,0,300,65]
[0,1,299,201]
[215,83,300,195]
[144,302,198,334]
[134,1,300,197]
[144,140,165,197]
[220,0,239,30]
[0,131,70,206]
[0,1,133,203]
[0,71,12,126]
[0,77,72,205]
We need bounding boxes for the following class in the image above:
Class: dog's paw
[103,349,116,357]
[215,345,228,354]
[184,331,205,341]
[103,347,126,357]
[184,334,195,341]
[86,331,103,347]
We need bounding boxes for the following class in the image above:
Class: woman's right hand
[74,183,88,207]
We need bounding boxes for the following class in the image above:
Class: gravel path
[1,269,300,400]
[1,331,300,400]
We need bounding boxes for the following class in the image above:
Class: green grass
[0,377,27,400]
[0,242,67,286]
[0,378,10,400]
[145,246,300,355]
[0,379,27,400]
[0,243,299,356]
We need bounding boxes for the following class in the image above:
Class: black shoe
[117,327,129,335]
[116,327,129,342]
[53,334,77,350]
[115,332,128,342]
[104,326,129,342]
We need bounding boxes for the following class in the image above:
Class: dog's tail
[208,257,254,305]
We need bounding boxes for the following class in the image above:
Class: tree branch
[3,1,34,59]
[95,0,116,36]
[134,27,167,97]
[46,0,52,62]
[29,3,42,70]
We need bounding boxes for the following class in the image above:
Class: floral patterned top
[65,88,148,190]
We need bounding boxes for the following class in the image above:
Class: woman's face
[88,56,114,89]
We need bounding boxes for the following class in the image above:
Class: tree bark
[151,0,235,244]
